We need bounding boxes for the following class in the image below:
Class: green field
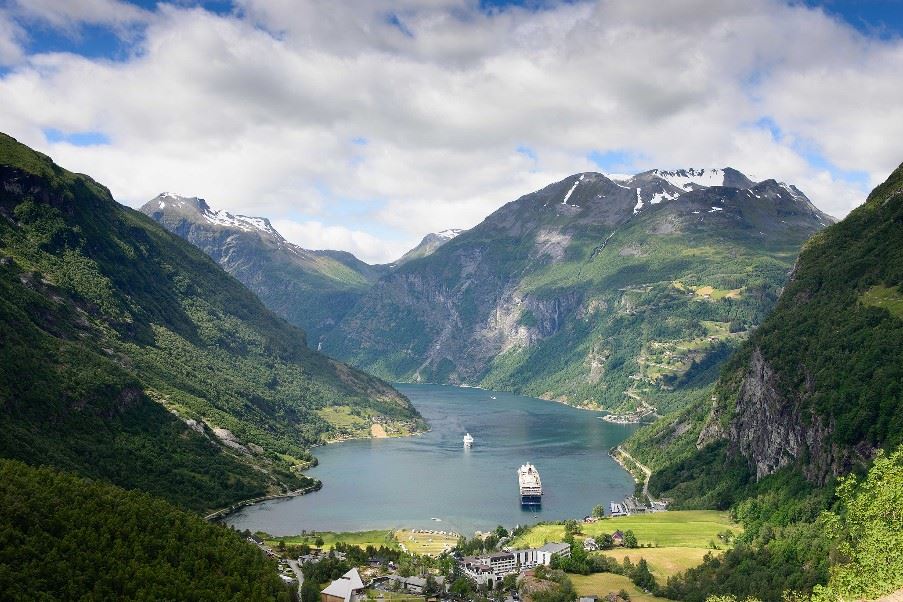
[510,510,739,549]
[600,547,715,581]
[568,572,669,601]
[861,284,903,319]
[396,529,459,556]
[317,405,369,429]
[266,529,399,551]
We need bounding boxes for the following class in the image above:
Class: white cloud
[0,10,25,66]
[0,0,901,262]
[272,219,411,264]
[11,0,150,31]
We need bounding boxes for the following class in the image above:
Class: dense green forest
[624,162,903,600]
[0,459,292,601]
[0,133,423,511]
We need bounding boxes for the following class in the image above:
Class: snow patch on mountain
[650,190,679,205]
[435,229,464,240]
[562,174,585,205]
[652,168,725,190]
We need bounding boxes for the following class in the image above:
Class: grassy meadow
[569,572,670,601]
[510,510,739,549]
[265,529,399,551]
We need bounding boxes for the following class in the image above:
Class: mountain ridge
[141,192,388,340]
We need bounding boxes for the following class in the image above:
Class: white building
[461,542,571,583]
[321,568,366,602]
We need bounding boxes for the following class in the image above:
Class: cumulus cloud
[0,0,900,261]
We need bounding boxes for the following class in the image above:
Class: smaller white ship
[463,433,474,447]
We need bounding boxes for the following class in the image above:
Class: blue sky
[2,0,902,261]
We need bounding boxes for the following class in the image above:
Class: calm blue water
[226,384,637,536]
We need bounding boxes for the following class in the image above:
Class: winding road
[615,446,655,502]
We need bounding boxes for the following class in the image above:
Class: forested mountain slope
[0,133,422,511]
[141,193,387,340]
[326,169,833,415]
[0,459,293,601]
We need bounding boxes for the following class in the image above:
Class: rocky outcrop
[708,348,876,484]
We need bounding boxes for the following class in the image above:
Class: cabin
[321,568,365,602]
[583,537,598,551]
[650,500,669,512]
[612,531,625,546]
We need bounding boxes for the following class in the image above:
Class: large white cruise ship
[517,463,542,505]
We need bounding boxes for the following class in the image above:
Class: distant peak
[144,194,282,239]
[148,192,211,213]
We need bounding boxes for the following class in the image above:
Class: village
[236,498,740,602]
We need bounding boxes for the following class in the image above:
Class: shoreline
[204,482,321,522]
[400,380,620,415]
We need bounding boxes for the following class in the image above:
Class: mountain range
[2,130,900,600]
[147,168,833,417]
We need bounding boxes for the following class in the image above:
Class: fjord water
[226,384,637,536]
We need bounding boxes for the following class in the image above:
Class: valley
[1,136,900,602]
[4,2,903,601]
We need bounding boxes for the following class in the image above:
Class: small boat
[463,433,474,447]
[490,396,497,400]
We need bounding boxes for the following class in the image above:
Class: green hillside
[0,133,423,511]
[0,459,292,601]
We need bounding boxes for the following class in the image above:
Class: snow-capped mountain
[141,193,385,340]
[150,193,284,240]
[325,166,835,407]
[394,228,467,265]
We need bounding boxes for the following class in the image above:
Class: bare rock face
[719,348,875,484]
